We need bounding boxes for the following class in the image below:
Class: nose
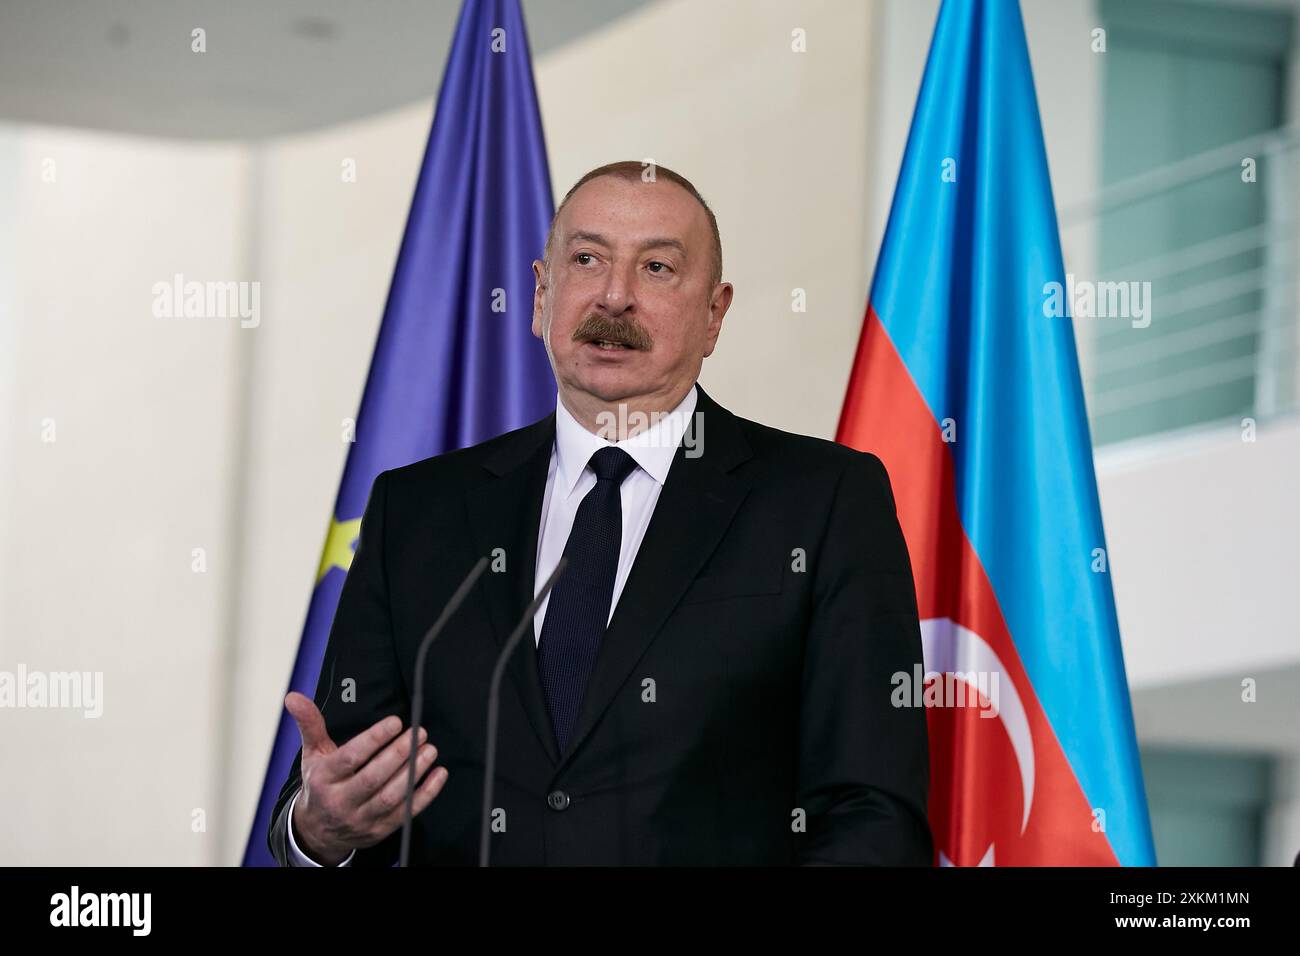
[596,258,637,316]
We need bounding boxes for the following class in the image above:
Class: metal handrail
[1060,125,1300,226]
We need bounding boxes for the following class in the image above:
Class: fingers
[408,761,450,817]
[319,714,404,784]
[285,691,334,755]
[343,725,430,805]
[298,727,450,851]
[362,741,443,823]
[371,757,451,837]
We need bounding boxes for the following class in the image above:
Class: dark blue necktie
[537,445,639,756]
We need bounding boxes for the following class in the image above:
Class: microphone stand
[479,556,567,867]
[398,555,489,868]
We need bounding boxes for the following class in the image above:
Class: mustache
[571,314,653,350]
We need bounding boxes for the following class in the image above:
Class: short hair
[542,161,723,288]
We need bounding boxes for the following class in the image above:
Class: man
[268,161,932,866]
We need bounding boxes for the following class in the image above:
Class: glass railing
[1058,127,1299,446]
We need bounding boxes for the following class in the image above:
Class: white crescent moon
[920,617,1035,835]
[939,844,995,867]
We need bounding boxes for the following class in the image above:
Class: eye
[574,252,595,265]
[647,260,673,274]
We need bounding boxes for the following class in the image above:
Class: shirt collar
[554,384,699,498]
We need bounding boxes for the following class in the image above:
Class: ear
[702,281,733,358]
[531,259,546,339]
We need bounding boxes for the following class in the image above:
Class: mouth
[582,338,639,352]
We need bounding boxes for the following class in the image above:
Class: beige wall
[0,127,247,864]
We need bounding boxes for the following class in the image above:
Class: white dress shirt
[287,385,699,866]
[532,384,697,642]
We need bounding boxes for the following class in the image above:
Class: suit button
[547,790,570,811]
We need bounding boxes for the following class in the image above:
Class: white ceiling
[0,0,652,139]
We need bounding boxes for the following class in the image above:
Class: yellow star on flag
[317,516,362,583]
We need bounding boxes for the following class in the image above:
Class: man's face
[531,175,732,413]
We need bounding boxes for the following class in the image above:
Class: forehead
[558,175,706,245]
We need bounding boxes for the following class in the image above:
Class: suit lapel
[465,413,563,767]
[559,385,753,768]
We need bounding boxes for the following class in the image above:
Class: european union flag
[242,0,556,866]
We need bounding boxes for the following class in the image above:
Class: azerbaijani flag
[241,0,556,865]
[836,0,1156,866]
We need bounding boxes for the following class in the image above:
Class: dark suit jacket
[268,384,932,865]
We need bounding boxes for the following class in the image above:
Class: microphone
[398,555,490,868]
[479,556,568,867]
